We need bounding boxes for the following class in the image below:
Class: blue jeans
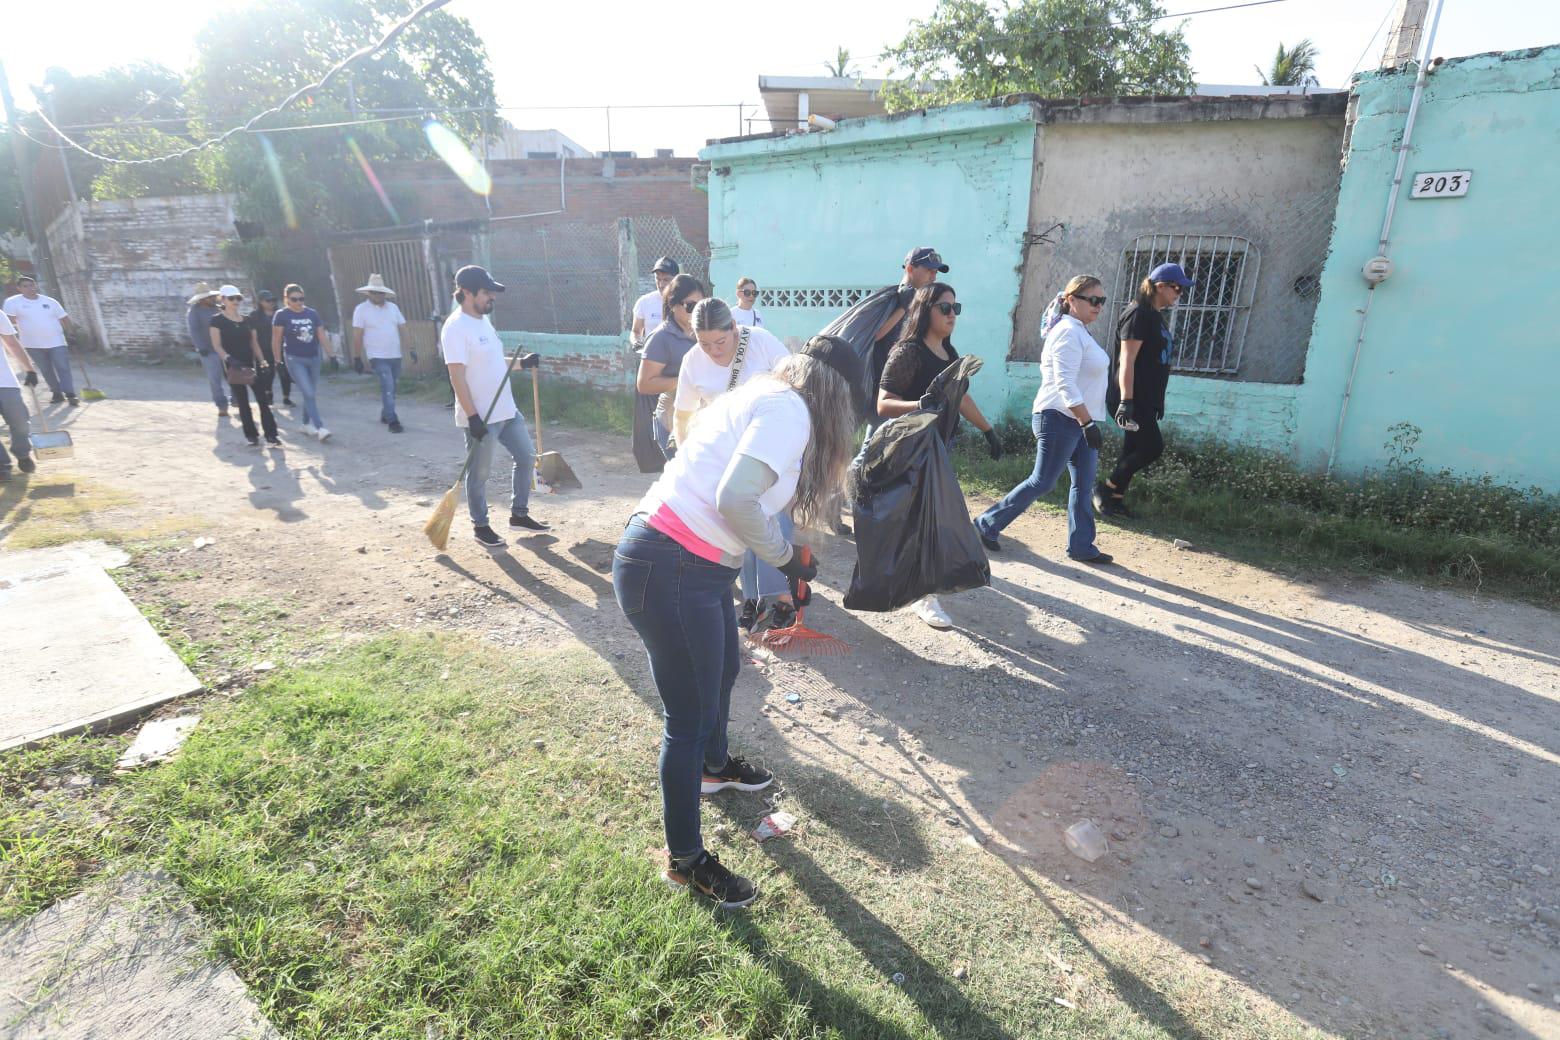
[198,351,230,410]
[462,414,534,525]
[612,516,741,860]
[740,512,794,601]
[0,387,30,468]
[28,346,75,397]
[975,409,1100,559]
[370,357,401,423]
[286,354,324,427]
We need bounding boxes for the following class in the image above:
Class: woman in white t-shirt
[674,299,795,631]
[612,337,861,910]
[974,274,1114,564]
[729,277,764,328]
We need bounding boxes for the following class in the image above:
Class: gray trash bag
[844,356,991,612]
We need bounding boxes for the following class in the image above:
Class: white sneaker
[912,595,953,630]
[299,422,315,438]
[315,427,331,442]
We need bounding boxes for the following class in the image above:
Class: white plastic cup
[1063,819,1109,863]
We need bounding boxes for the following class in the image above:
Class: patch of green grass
[1,633,1323,1039]
[392,372,635,438]
[952,418,1560,608]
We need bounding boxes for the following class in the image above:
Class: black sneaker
[764,600,797,633]
[1070,552,1115,566]
[738,599,760,632]
[67,396,80,407]
[702,755,773,794]
[665,850,757,909]
[1094,482,1131,518]
[50,392,64,404]
[388,421,404,434]
[510,512,549,531]
[473,525,506,549]
[17,455,35,474]
[265,436,282,446]
[283,398,295,407]
[247,437,261,448]
[976,523,1000,552]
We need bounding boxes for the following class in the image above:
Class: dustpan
[27,385,73,459]
[530,369,581,490]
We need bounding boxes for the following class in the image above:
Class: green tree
[881,0,1194,112]
[187,0,495,233]
[824,47,857,78]
[1256,39,1319,87]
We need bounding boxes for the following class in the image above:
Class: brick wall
[382,158,709,251]
[496,331,632,390]
[46,195,246,356]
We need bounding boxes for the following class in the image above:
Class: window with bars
[1113,235,1258,375]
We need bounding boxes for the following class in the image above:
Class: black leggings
[232,378,278,442]
[1108,413,1163,493]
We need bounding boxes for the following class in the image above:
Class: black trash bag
[632,391,665,474]
[817,284,904,423]
[844,356,990,612]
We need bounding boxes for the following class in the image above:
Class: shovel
[27,385,74,460]
[529,367,581,490]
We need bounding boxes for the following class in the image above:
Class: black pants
[1108,413,1164,493]
[232,376,277,442]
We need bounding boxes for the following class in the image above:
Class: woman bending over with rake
[612,338,861,909]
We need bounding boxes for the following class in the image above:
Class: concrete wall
[46,195,244,355]
[1014,105,1346,386]
[702,103,1039,412]
[1297,45,1560,490]
[496,330,630,389]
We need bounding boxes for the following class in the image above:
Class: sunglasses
[1072,294,1108,307]
[1166,283,1184,294]
[933,301,962,317]
[223,295,243,301]
[738,289,758,297]
[287,295,305,302]
[680,299,701,313]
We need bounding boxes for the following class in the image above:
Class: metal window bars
[1112,234,1259,376]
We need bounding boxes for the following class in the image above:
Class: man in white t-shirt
[350,273,409,433]
[441,265,547,550]
[630,256,678,345]
[2,275,77,406]
[0,309,42,480]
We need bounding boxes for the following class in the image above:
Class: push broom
[423,344,531,551]
[755,547,850,657]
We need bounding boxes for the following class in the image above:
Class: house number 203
[1410,171,1472,198]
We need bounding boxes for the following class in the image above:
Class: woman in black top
[209,288,278,447]
[876,282,1001,630]
[1098,262,1193,517]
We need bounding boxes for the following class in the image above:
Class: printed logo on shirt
[1161,325,1174,366]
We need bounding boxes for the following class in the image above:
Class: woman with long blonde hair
[974,275,1114,564]
[612,338,860,909]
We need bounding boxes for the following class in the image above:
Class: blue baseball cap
[1149,262,1194,288]
[905,246,949,273]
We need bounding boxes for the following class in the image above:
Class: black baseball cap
[905,247,949,273]
[651,256,680,275]
[455,265,505,293]
[256,289,276,301]
[801,334,863,391]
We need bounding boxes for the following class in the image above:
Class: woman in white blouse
[729,277,764,327]
[974,275,1115,564]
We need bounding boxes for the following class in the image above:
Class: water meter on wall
[1362,255,1395,286]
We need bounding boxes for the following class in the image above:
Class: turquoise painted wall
[702,104,1037,414]
[497,330,629,388]
[1298,45,1560,490]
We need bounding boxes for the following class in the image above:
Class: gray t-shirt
[643,321,696,428]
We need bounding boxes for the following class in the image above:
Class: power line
[27,0,452,166]
[1348,0,1401,80]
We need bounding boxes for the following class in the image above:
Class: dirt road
[9,360,1557,1039]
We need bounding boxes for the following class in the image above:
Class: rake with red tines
[754,546,851,657]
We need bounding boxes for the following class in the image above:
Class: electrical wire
[1348,0,1402,80]
[26,0,452,166]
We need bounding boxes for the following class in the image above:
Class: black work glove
[467,414,488,441]
[778,545,818,584]
[1081,420,1103,451]
[519,352,541,370]
[329,356,341,372]
[1157,405,1165,421]
[353,356,365,375]
[983,428,1003,460]
[23,371,38,387]
[1114,399,1134,427]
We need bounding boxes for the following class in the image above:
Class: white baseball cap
[217,284,243,298]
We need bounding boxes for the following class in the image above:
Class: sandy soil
[11,360,1557,1040]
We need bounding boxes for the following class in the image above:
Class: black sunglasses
[1072,293,1108,307]
[738,288,758,297]
[933,301,962,316]
[287,295,306,302]
[680,299,700,313]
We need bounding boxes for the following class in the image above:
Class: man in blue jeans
[350,273,408,433]
[441,265,548,549]
[184,282,229,416]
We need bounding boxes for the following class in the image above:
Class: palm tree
[1256,39,1319,87]
[824,47,857,79]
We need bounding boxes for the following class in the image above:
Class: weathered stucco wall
[497,330,630,389]
[1297,45,1560,491]
[47,195,244,355]
[702,104,1038,412]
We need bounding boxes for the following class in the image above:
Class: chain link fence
[1015,184,1341,384]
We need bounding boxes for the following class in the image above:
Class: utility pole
[0,57,57,292]
[1381,0,1429,69]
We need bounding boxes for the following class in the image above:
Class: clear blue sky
[5,0,1559,158]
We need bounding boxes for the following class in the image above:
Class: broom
[76,350,106,401]
[423,343,531,550]
[755,547,851,657]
